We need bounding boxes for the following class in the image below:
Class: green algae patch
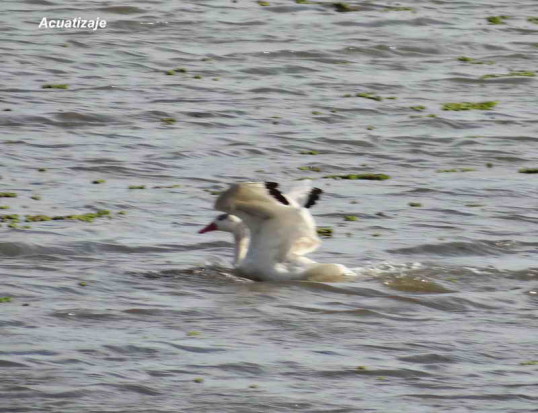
[519,360,538,366]
[78,281,88,287]
[92,179,106,184]
[300,150,320,155]
[457,56,495,65]
[0,297,12,303]
[187,331,202,337]
[193,378,205,383]
[175,67,188,73]
[408,202,422,207]
[0,193,17,198]
[487,16,509,24]
[357,92,383,102]
[258,1,270,5]
[410,105,426,111]
[366,126,375,130]
[344,215,359,221]
[25,215,52,222]
[518,168,538,174]
[0,206,10,210]
[165,70,176,75]
[528,17,538,24]
[38,168,47,172]
[0,214,20,223]
[298,166,322,172]
[193,75,203,79]
[442,101,498,111]
[62,210,111,222]
[324,173,390,181]
[383,6,415,12]
[481,71,535,79]
[437,168,477,173]
[311,111,323,115]
[295,0,313,3]
[30,195,42,201]
[317,227,334,237]
[153,184,182,189]
[333,3,357,12]
[128,185,146,189]
[42,84,69,89]
[160,118,177,125]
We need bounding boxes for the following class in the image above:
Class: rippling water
[1,0,537,412]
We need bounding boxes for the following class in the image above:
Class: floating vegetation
[165,69,176,75]
[176,68,187,73]
[465,203,484,207]
[528,17,538,24]
[187,331,202,336]
[0,214,20,223]
[160,118,176,125]
[344,215,358,221]
[356,92,383,101]
[486,162,493,168]
[78,281,88,287]
[0,192,17,198]
[311,111,323,115]
[0,297,12,303]
[410,114,437,119]
[519,360,538,366]
[442,101,498,111]
[193,75,203,79]
[408,202,422,207]
[2,210,112,224]
[42,84,69,89]
[30,195,41,201]
[128,185,146,189]
[366,126,375,130]
[317,227,333,237]
[324,173,391,180]
[0,206,9,210]
[410,105,426,111]
[457,56,494,65]
[299,150,320,155]
[298,166,322,172]
[356,366,368,370]
[518,168,538,174]
[481,71,535,79]
[92,179,106,184]
[193,378,205,383]
[153,184,182,189]
[333,2,355,12]
[487,16,509,24]
[383,6,415,12]
[38,168,47,172]
[437,168,477,173]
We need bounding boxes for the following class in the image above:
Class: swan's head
[198,214,243,234]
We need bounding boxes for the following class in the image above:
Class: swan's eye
[217,214,229,221]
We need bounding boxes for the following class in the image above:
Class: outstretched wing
[284,180,323,209]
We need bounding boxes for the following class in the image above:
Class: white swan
[200,182,354,282]
[199,181,321,265]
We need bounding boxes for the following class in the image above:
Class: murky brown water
[1,0,537,412]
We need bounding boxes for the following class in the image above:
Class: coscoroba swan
[200,182,354,282]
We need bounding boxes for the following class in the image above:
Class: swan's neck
[232,224,249,266]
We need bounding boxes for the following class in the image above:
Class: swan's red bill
[198,222,217,234]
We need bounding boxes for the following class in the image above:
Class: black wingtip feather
[265,182,290,205]
[304,188,322,208]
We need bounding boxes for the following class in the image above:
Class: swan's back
[215,182,321,263]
